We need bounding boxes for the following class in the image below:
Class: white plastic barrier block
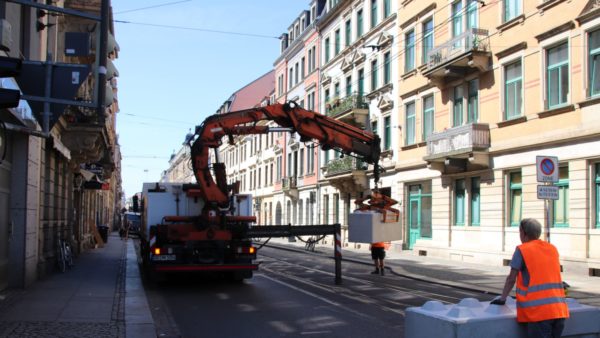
[405,297,600,338]
[348,211,401,243]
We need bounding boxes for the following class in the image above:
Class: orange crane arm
[188,102,382,208]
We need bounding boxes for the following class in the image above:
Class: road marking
[257,274,342,307]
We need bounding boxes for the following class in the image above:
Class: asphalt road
[142,245,496,338]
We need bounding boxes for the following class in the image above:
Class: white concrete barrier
[405,297,600,338]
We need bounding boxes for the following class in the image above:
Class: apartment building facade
[0,0,122,289]
[395,0,600,273]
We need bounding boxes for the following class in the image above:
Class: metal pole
[42,54,53,134]
[334,223,342,285]
[96,0,110,126]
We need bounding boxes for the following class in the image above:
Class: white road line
[256,274,342,307]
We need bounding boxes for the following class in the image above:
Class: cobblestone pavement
[0,234,127,338]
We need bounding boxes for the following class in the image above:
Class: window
[308,49,313,72]
[325,88,330,106]
[371,0,378,29]
[289,68,293,89]
[453,85,464,127]
[357,10,364,37]
[325,37,331,63]
[422,18,434,65]
[384,0,391,18]
[299,148,304,175]
[504,59,522,120]
[334,82,340,98]
[371,120,378,135]
[323,195,329,223]
[504,0,521,22]
[358,68,365,96]
[596,163,600,228]
[423,95,434,141]
[335,29,341,55]
[334,193,340,223]
[452,1,463,39]
[467,79,478,123]
[346,75,352,96]
[466,0,478,29]
[301,57,305,79]
[553,166,569,227]
[384,52,391,84]
[589,29,600,97]
[294,63,299,85]
[455,179,466,225]
[471,177,480,226]
[307,144,314,174]
[405,102,415,146]
[345,20,352,47]
[546,42,569,109]
[371,59,378,91]
[405,29,415,72]
[384,115,392,149]
[509,171,522,227]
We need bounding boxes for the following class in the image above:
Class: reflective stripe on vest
[515,240,569,323]
[516,282,564,296]
[517,297,567,309]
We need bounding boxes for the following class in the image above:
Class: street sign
[536,156,559,183]
[537,185,559,200]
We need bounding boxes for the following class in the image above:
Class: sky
[112,1,308,198]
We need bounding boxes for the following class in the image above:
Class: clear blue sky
[113,1,307,198]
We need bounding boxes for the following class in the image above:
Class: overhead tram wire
[115,0,192,15]
[113,20,280,40]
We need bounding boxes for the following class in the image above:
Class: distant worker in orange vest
[370,242,388,276]
[492,218,569,338]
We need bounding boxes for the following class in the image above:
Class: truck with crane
[139,102,400,282]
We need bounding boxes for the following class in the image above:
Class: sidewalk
[265,238,600,307]
[0,232,155,338]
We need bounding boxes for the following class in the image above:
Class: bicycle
[57,233,74,272]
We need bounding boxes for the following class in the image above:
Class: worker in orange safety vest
[491,218,569,338]
[370,242,389,276]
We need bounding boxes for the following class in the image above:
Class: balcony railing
[324,156,366,177]
[325,94,368,118]
[282,176,297,190]
[425,123,490,160]
[426,28,490,71]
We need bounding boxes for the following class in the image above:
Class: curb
[125,240,157,338]
[261,241,501,297]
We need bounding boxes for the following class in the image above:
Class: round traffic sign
[540,158,555,176]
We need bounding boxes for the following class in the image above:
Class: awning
[51,132,71,160]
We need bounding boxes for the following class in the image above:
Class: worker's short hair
[520,218,542,239]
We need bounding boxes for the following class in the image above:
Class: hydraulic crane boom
[188,102,382,210]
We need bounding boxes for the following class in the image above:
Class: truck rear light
[154,247,161,255]
[237,246,256,254]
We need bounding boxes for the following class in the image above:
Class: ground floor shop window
[455,179,466,225]
[596,163,600,228]
[553,166,569,227]
[471,177,480,226]
[509,171,522,227]
[408,183,432,249]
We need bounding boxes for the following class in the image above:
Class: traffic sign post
[536,156,559,183]
[536,156,559,243]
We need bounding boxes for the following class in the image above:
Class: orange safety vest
[516,240,569,323]
[371,242,388,249]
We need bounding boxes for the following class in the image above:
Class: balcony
[423,28,491,87]
[282,176,298,199]
[325,94,369,128]
[323,156,369,194]
[423,123,490,173]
